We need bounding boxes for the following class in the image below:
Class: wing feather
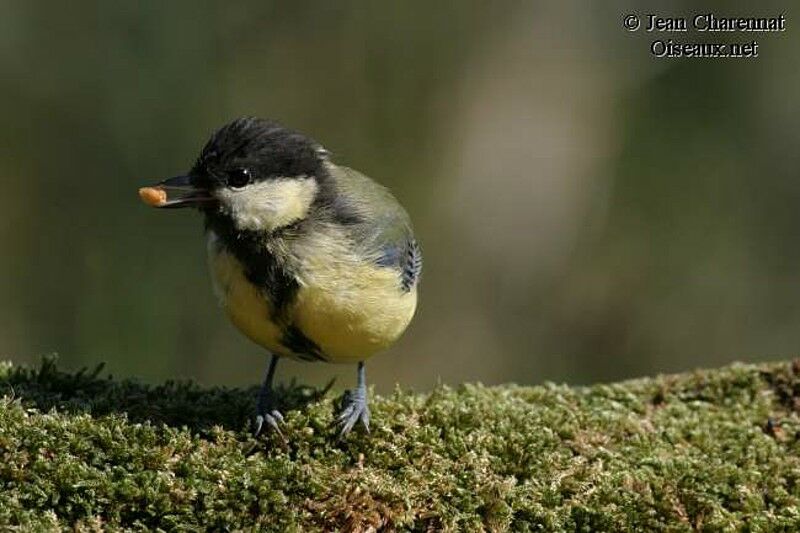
[326,165,421,291]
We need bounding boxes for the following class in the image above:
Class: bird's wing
[329,165,422,292]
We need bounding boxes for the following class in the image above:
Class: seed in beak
[139,187,168,207]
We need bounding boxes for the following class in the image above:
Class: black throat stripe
[205,212,299,318]
[205,212,329,362]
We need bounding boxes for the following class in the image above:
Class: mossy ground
[1,357,800,531]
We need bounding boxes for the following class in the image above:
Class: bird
[139,117,421,437]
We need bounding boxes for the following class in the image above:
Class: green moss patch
[1,357,800,531]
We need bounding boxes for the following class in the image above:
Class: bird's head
[141,117,329,233]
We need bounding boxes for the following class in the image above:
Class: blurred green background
[1,1,798,392]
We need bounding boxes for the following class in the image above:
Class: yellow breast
[207,233,289,357]
[289,227,417,363]
[207,230,418,363]
[291,261,417,363]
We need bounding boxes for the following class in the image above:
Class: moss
[2,356,800,531]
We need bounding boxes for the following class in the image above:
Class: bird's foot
[254,385,285,439]
[335,386,370,437]
[254,355,285,439]
[254,407,285,438]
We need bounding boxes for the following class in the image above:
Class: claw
[254,415,264,436]
[361,409,370,433]
[340,417,357,436]
[335,391,370,438]
[336,404,355,423]
[254,412,284,439]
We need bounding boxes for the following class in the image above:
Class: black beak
[144,174,214,209]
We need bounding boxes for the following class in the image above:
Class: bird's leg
[336,361,370,437]
[254,354,285,437]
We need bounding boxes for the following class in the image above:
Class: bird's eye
[227,168,251,189]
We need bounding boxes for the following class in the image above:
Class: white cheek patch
[217,177,318,232]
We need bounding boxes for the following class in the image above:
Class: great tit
[139,117,421,437]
